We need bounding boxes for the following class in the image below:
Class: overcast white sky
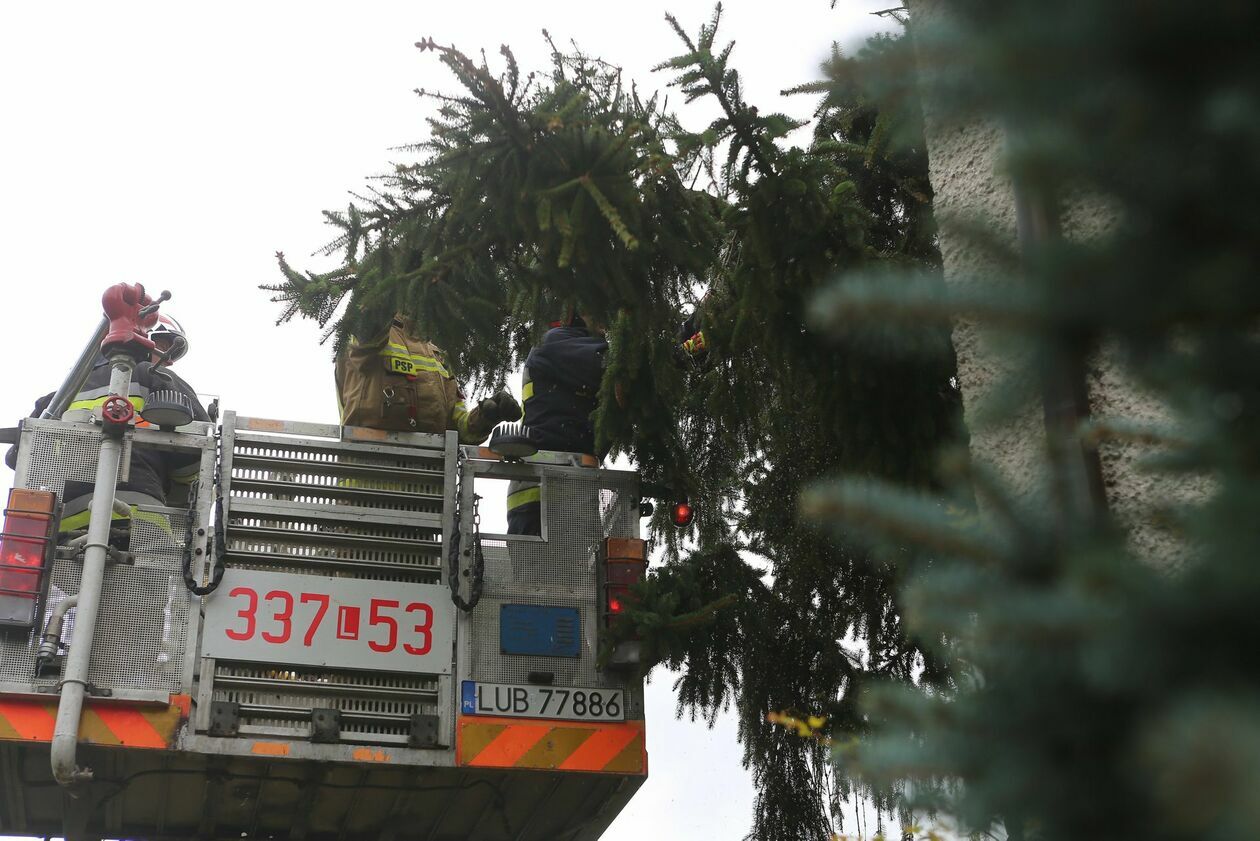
[0,2,896,838]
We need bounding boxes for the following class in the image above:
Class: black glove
[492,389,522,422]
[477,390,523,425]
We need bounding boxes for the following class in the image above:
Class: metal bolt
[197,528,206,537]
[195,548,204,556]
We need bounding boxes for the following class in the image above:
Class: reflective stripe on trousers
[506,483,540,511]
[506,479,541,536]
[59,491,171,534]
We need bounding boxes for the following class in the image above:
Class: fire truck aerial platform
[0,284,648,840]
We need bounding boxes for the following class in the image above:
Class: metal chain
[448,446,484,612]
[468,489,485,606]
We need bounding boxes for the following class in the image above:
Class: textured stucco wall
[905,0,1048,510]
[907,0,1201,566]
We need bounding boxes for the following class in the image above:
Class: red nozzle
[101,283,159,359]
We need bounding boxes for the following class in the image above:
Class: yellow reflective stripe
[59,506,172,534]
[60,508,125,530]
[379,345,449,378]
[66,396,147,414]
[507,486,541,510]
[452,400,471,437]
[522,381,534,401]
[132,509,173,533]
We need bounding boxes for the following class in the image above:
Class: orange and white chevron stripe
[458,716,646,775]
[0,695,189,749]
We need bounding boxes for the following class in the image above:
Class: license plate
[462,681,625,722]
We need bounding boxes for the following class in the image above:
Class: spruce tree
[265,10,961,839]
[805,1,1260,838]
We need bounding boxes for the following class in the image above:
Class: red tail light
[607,588,630,616]
[0,488,57,629]
[603,538,646,632]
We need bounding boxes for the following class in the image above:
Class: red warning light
[671,501,695,528]
[603,539,645,632]
[0,488,56,628]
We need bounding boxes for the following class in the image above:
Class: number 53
[368,598,433,655]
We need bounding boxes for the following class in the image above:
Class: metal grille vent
[229,437,444,516]
[210,661,440,744]
[222,431,448,584]
[224,513,441,583]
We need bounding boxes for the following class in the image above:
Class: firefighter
[4,315,209,537]
[506,314,609,536]
[334,312,519,442]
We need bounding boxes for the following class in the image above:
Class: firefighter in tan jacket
[335,313,519,442]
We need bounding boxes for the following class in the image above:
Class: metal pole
[41,317,110,421]
[50,353,134,785]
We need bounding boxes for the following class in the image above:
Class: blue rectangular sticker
[499,604,581,658]
[461,680,477,715]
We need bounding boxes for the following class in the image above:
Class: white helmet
[151,314,189,363]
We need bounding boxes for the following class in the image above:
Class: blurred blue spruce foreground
[267,1,1260,838]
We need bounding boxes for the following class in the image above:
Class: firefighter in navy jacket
[507,316,608,535]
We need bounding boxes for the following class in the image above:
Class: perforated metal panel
[17,421,131,495]
[1,418,212,700]
[0,507,197,695]
[472,593,611,687]
[463,465,641,690]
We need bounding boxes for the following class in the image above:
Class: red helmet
[150,314,189,363]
